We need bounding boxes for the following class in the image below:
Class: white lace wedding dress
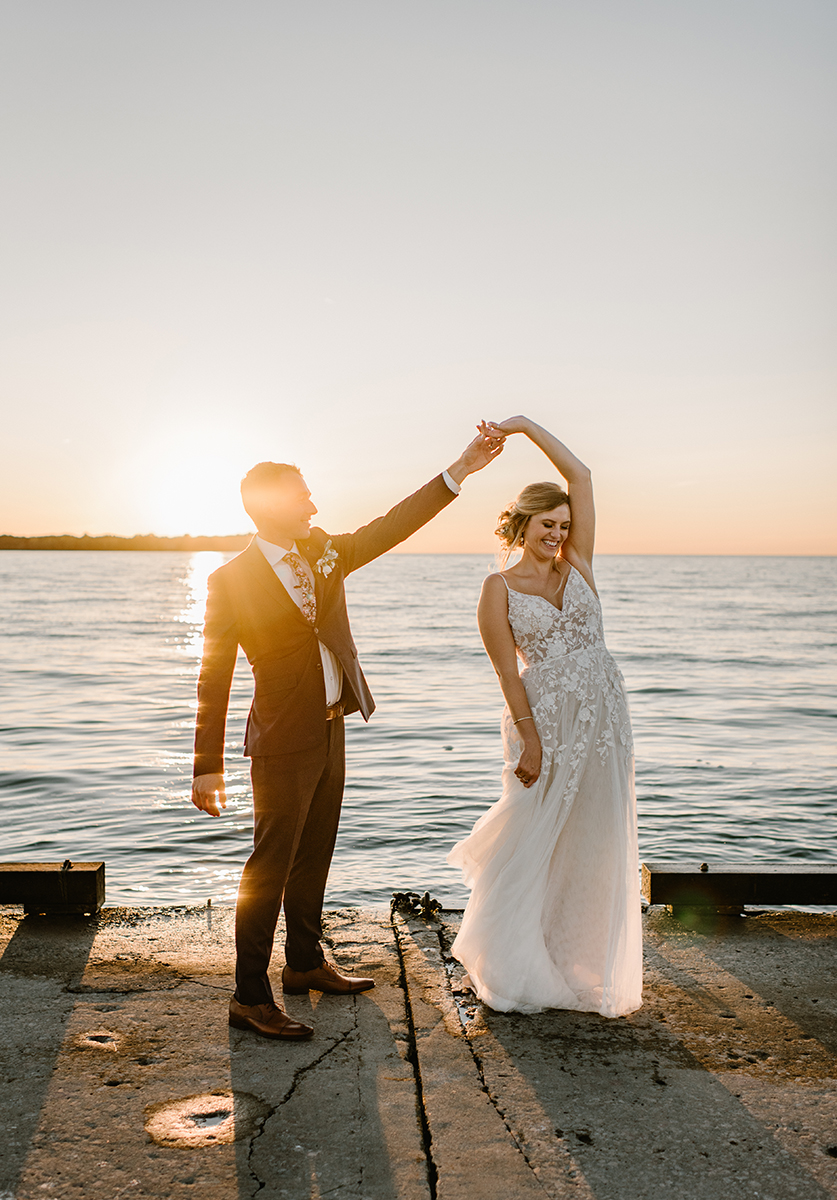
[448,567,642,1016]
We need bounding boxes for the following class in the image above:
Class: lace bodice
[500,567,633,765]
[504,567,604,666]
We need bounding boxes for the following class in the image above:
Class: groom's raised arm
[331,429,503,575]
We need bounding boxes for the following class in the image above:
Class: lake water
[0,551,835,908]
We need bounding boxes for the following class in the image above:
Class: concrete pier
[1,903,836,1199]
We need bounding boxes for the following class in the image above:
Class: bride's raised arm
[488,416,595,571]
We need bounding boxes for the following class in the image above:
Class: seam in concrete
[434,922,552,1195]
[391,912,439,1200]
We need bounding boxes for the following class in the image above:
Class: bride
[448,416,642,1017]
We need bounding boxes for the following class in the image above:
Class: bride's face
[524,505,571,559]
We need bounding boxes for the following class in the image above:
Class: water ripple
[0,550,835,907]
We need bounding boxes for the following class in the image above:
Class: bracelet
[513,716,535,725]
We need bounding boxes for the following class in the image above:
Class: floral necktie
[283,552,317,625]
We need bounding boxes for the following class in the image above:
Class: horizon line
[0,533,834,558]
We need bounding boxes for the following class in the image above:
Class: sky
[1,0,835,554]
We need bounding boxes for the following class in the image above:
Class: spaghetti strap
[496,573,511,591]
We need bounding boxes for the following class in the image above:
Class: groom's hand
[446,422,505,485]
[191,773,227,816]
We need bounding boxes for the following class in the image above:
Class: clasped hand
[191,773,227,816]
[463,420,507,471]
[514,737,542,788]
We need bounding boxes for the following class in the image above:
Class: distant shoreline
[0,534,252,551]
[0,537,833,556]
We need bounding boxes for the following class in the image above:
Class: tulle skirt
[448,681,642,1017]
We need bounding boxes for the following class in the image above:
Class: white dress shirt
[255,537,344,706]
[442,469,460,495]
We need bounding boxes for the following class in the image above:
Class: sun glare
[179,551,225,659]
[125,433,255,537]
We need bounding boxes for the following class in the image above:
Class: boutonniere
[315,539,339,577]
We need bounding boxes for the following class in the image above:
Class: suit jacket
[193,473,457,776]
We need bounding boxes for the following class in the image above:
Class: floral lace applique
[502,569,633,781]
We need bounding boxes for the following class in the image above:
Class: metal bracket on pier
[641,861,837,919]
[0,861,105,915]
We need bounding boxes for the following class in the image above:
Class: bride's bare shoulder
[480,571,511,599]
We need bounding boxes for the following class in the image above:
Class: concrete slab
[2,903,836,1200]
[0,906,428,1200]
[392,911,543,1200]
[423,908,837,1200]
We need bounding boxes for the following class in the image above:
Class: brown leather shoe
[228,998,314,1040]
[282,960,375,996]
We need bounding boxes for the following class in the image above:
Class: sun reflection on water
[178,552,225,656]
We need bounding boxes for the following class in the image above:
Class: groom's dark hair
[241,461,303,524]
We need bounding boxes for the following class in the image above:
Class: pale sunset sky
[1,1,834,554]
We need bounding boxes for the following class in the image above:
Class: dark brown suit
[194,473,457,1004]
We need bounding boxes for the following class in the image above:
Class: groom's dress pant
[234,716,345,1007]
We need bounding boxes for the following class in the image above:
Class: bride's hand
[515,737,542,789]
[476,419,506,447]
[486,416,532,437]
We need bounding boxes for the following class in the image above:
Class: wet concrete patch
[69,956,182,993]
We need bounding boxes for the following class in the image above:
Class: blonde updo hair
[495,482,570,565]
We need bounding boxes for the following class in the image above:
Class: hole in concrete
[825,1146,837,1158]
[75,1030,120,1051]
[189,1109,231,1129]
[144,1091,271,1148]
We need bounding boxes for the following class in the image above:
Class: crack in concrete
[246,1100,274,1198]
[177,975,230,992]
[354,1001,364,1199]
[434,923,553,1196]
[244,1008,360,1198]
[390,913,439,1200]
[274,1018,357,1111]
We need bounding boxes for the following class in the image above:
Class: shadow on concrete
[228,990,408,1199]
[474,1002,833,1200]
[0,911,98,1197]
[435,911,837,1200]
[680,911,837,1053]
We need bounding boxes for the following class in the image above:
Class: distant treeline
[0,533,252,551]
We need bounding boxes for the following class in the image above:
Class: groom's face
[262,474,318,542]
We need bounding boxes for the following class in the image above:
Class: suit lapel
[239,540,307,622]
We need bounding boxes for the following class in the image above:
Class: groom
[191,426,503,1040]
